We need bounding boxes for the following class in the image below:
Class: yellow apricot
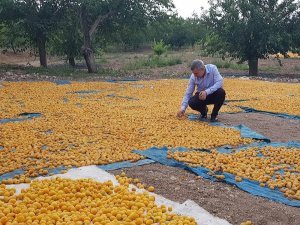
[148,186,155,192]
[235,176,242,182]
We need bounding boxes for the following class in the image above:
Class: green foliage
[0,0,174,69]
[0,22,30,53]
[48,5,82,62]
[15,0,71,39]
[146,15,208,49]
[125,55,182,70]
[77,0,175,72]
[290,10,300,53]
[211,60,248,70]
[212,60,231,69]
[1,0,73,67]
[203,0,299,75]
[167,17,205,49]
[0,0,20,21]
[152,40,169,56]
[112,28,147,51]
[83,0,174,44]
[0,64,80,77]
[201,33,227,57]
[0,1,30,53]
[81,0,173,27]
[0,64,126,77]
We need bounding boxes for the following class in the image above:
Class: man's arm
[180,75,195,112]
[205,65,223,95]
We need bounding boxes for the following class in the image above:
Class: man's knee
[216,88,226,97]
[188,98,197,110]
[188,94,201,109]
[215,88,226,101]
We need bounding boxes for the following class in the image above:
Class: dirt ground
[222,112,300,142]
[112,113,300,225]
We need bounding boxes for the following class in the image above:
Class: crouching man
[177,59,226,122]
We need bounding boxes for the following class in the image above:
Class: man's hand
[199,91,207,100]
[177,110,185,118]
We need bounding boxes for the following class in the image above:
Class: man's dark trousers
[188,88,226,118]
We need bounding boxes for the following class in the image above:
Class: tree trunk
[81,46,97,73]
[80,6,114,73]
[248,58,258,76]
[37,34,47,68]
[68,57,76,67]
[10,42,16,54]
[80,5,97,73]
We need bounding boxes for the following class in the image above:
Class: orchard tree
[144,14,173,45]
[0,0,71,67]
[0,0,29,53]
[78,0,174,73]
[166,17,194,49]
[113,27,147,51]
[146,14,207,50]
[291,10,300,53]
[167,16,207,49]
[0,22,29,53]
[204,0,299,75]
[48,5,82,67]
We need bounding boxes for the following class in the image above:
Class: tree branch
[89,11,115,37]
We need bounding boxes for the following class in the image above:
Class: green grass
[259,66,278,72]
[211,60,283,72]
[0,64,127,78]
[124,56,182,70]
[96,68,128,77]
[211,60,248,70]
[0,64,79,77]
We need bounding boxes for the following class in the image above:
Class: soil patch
[112,163,300,225]
[221,112,300,142]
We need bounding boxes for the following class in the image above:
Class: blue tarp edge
[97,159,155,171]
[188,114,270,142]
[0,159,155,182]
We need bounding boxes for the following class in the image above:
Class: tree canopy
[203,0,300,75]
[78,0,174,72]
[1,0,71,67]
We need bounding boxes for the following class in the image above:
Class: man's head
[191,59,205,78]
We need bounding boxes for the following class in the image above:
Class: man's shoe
[200,106,208,119]
[201,114,207,119]
[210,116,219,123]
